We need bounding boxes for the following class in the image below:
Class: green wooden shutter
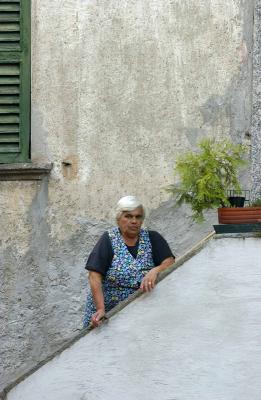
[0,0,30,163]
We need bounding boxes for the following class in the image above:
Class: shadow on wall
[146,199,217,257]
[0,201,111,393]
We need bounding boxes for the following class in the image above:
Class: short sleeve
[149,231,175,266]
[85,232,113,276]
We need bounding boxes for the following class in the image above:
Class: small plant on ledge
[167,138,248,222]
[250,198,261,207]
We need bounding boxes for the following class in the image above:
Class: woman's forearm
[88,271,105,312]
[140,257,175,292]
[154,256,175,274]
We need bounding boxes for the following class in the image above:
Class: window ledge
[0,163,53,181]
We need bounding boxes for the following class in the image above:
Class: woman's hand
[140,267,160,292]
[140,257,175,293]
[91,308,105,328]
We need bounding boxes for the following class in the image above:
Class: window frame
[0,0,31,164]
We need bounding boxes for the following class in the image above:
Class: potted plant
[167,138,248,223]
[218,196,261,225]
[217,206,261,224]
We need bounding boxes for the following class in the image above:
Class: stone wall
[251,0,261,196]
[0,0,257,390]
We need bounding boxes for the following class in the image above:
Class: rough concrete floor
[6,236,261,400]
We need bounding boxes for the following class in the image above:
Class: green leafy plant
[167,138,248,222]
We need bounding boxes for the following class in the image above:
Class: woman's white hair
[116,195,145,220]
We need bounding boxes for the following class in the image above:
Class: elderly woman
[83,196,175,328]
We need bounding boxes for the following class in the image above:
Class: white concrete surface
[7,237,261,400]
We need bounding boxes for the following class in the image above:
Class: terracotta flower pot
[218,207,261,224]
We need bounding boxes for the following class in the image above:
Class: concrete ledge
[0,230,215,399]
[0,163,53,181]
[0,327,93,400]
[213,232,261,239]
[213,223,261,234]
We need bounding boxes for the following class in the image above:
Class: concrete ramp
[6,236,261,400]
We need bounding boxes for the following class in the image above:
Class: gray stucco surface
[0,0,260,391]
[6,236,261,400]
[251,0,261,196]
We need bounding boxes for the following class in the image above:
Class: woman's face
[117,206,144,239]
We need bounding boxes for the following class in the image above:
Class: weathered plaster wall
[0,0,257,390]
[31,0,254,222]
[6,237,261,400]
[251,0,261,196]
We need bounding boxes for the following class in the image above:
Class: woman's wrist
[97,306,105,313]
[155,257,175,274]
[153,266,161,274]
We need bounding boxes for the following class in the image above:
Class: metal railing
[227,190,261,207]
